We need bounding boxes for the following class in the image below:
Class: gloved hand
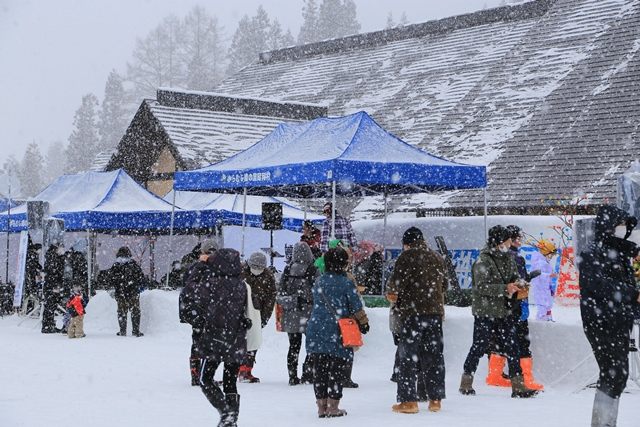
[359,322,370,334]
[240,317,252,330]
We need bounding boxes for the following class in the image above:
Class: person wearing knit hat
[402,226,424,246]
[238,251,277,384]
[530,240,558,321]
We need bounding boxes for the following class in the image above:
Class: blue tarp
[0,170,216,233]
[165,191,323,232]
[174,111,487,196]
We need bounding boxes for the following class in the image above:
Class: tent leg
[484,187,488,238]
[166,189,177,289]
[241,187,247,259]
[149,236,156,281]
[382,188,388,295]
[86,230,91,298]
[331,180,336,239]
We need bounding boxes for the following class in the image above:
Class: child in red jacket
[66,287,87,339]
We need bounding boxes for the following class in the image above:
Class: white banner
[13,231,29,307]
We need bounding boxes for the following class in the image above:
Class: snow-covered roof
[217,0,640,210]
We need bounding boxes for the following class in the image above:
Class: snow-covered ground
[1,290,639,427]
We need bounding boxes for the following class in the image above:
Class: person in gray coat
[277,241,318,385]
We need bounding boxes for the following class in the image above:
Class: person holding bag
[305,247,369,418]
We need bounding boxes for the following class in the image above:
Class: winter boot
[326,398,347,417]
[459,373,476,396]
[342,359,359,388]
[238,365,260,383]
[591,389,619,427]
[520,357,544,391]
[510,374,538,398]
[201,382,227,416]
[316,399,328,418]
[428,400,442,413]
[218,393,240,427]
[190,358,201,386]
[486,354,511,387]
[391,401,419,414]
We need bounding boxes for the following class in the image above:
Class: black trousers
[191,328,202,359]
[396,315,446,402]
[117,297,141,334]
[41,294,60,331]
[199,358,240,413]
[463,316,522,377]
[584,325,630,398]
[312,353,347,400]
[287,333,313,378]
[516,320,532,358]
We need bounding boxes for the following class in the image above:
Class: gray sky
[0,0,505,164]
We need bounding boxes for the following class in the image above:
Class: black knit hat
[487,225,510,247]
[402,227,424,245]
[116,246,132,258]
[506,225,522,240]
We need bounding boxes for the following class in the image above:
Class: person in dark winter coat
[25,240,42,300]
[238,251,276,383]
[578,205,640,427]
[65,240,89,297]
[190,248,250,427]
[277,241,318,385]
[306,247,369,418]
[106,247,145,337]
[301,220,322,259]
[386,227,446,414]
[42,243,66,333]
[180,239,217,386]
[459,225,538,399]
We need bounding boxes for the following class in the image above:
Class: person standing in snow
[190,248,250,427]
[530,239,558,321]
[459,225,538,399]
[180,239,217,386]
[66,286,87,338]
[238,252,276,383]
[106,247,145,337]
[486,225,544,391]
[320,202,357,252]
[41,241,66,333]
[277,241,318,385]
[65,239,89,296]
[578,205,640,427]
[386,226,447,414]
[301,220,323,259]
[306,247,369,418]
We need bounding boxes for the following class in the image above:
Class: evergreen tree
[43,141,67,185]
[182,6,226,90]
[98,70,129,151]
[267,19,294,50]
[127,15,184,98]
[2,154,21,196]
[386,12,395,29]
[66,94,100,174]
[298,0,320,44]
[398,12,409,26]
[227,15,255,74]
[19,143,45,197]
[317,0,361,40]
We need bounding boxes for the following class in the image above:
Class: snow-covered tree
[19,142,45,197]
[386,12,395,29]
[127,15,184,98]
[317,0,361,40]
[386,11,408,29]
[182,6,226,90]
[43,141,67,185]
[66,94,100,174]
[98,70,128,151]
[267,19,294,50]
[298,0,321,44]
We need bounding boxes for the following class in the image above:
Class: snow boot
[288,375,300,386]
[342,359,359,388]
[428,400,441,413]
[591,389,619,427]
[459,373,476,395]
[391,401,419,414]
[218,393,240,427]
[486,354,511,387]
[520,357,544,391]
[132,331,144,337]
[238,365,260,383]
[316,398,328,418]
[510,374,538,398]
[190,358,201,386]
[326,398,347,417]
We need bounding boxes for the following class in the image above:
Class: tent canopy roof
[174,111,486,197]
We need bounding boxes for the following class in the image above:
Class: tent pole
[86,230,91,298]
[5,175,11,284]
[331,180,336,239]
[241,187,247,258]
[166,189,177,289]
[484,187,488,238]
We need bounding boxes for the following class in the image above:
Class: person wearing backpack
[276,242,318,385]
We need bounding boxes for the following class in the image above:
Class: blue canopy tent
[174,111,488,241]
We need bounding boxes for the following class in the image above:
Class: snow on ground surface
[1,290,639,427]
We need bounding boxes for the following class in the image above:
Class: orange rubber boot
[520,357,544,391]
[486,354,511,387]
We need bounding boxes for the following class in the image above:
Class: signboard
[13,231,29,308]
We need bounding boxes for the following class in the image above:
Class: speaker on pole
[262,203,283,230]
